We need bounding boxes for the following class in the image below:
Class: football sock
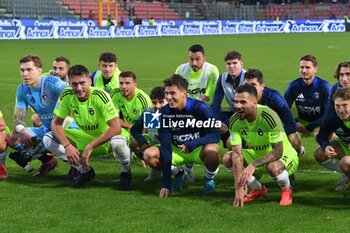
[171,165,179,176]
[42,133,68,161]
[321,158,341,173]
[204,166,219,180]
[247,175,263,190]
[111,136,131,173]
[184,164,194,174]
[273,170,290,189]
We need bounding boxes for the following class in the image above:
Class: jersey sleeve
[110,89,121,115]
[317,117,337,150]
[204,66,219,103]
[263,109,285,144]
[268,90,296,134]
[183,102,220,151]
[130,113,147,145]
[283,82,295,109]
[50,77,68,94]
[96,91,118,122]
[54,89,71,119]
[15,85,28,110]
[229,113,242,146]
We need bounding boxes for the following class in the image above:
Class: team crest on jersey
[89,108,95,115]
[42,93,47,100]
[314,92,320,100]
[257,128,264,136]
[133,108,137,115]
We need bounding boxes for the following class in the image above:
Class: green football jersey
[229,104,295,158]
[175,62,219,103]
[110,88,151,125]
[0,110,10,134]
[92,69,121,94]
[54,86,118,137]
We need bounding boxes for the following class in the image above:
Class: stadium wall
[0,19,346,40]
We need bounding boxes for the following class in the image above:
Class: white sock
[110,136,130,173]
[184,164,194,174]
[80,166,91,174]
[273,170,290,189]
[171,165,179,176]
[0,151,7,164]
[205,166,219,180]
[320,159,341,173]
[247,175,263,190]
[42,133,68,161]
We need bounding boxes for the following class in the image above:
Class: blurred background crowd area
[0,0,349,23]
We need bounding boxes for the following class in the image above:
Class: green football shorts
[242,148,299,175]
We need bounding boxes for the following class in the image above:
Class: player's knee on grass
[266,160,285,177]
[340,156,350,176]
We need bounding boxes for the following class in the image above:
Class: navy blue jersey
[159,98,220,189]
[284,77,331,132]
[260,87,297,135]
[323,82,341,123]
[317,115,350,150]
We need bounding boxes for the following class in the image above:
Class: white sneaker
[144,169,160,182]
[184,172,195,184]
[335,174,349,191]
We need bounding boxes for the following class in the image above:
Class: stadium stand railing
[0,0,349,21]
[0,0,75,19]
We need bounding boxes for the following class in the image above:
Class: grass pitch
[1,33,350,232]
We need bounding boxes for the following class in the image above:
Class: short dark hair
[244,69,264,84]
[19,55,42,68]
[333,87,350,101]
[300,55,318,67]
[68,65,89,79]
[150,86,165,100]
[224,51,242,62]
[236,83,258,99]
[119,71,136,81]
[334,61,350,80]
[54,56,70,66]
[188,44,205,55]
[99,52,117,63]
[163,74,189,92]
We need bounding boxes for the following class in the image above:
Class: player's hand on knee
[159,188,170,198]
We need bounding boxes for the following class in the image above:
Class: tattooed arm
[14,108,33,147]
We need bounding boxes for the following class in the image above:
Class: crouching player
[130,86,167,181]
[223,84,299,207]
[315,87,350,191]
[43,65,125,188]
[141,74,221,197]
